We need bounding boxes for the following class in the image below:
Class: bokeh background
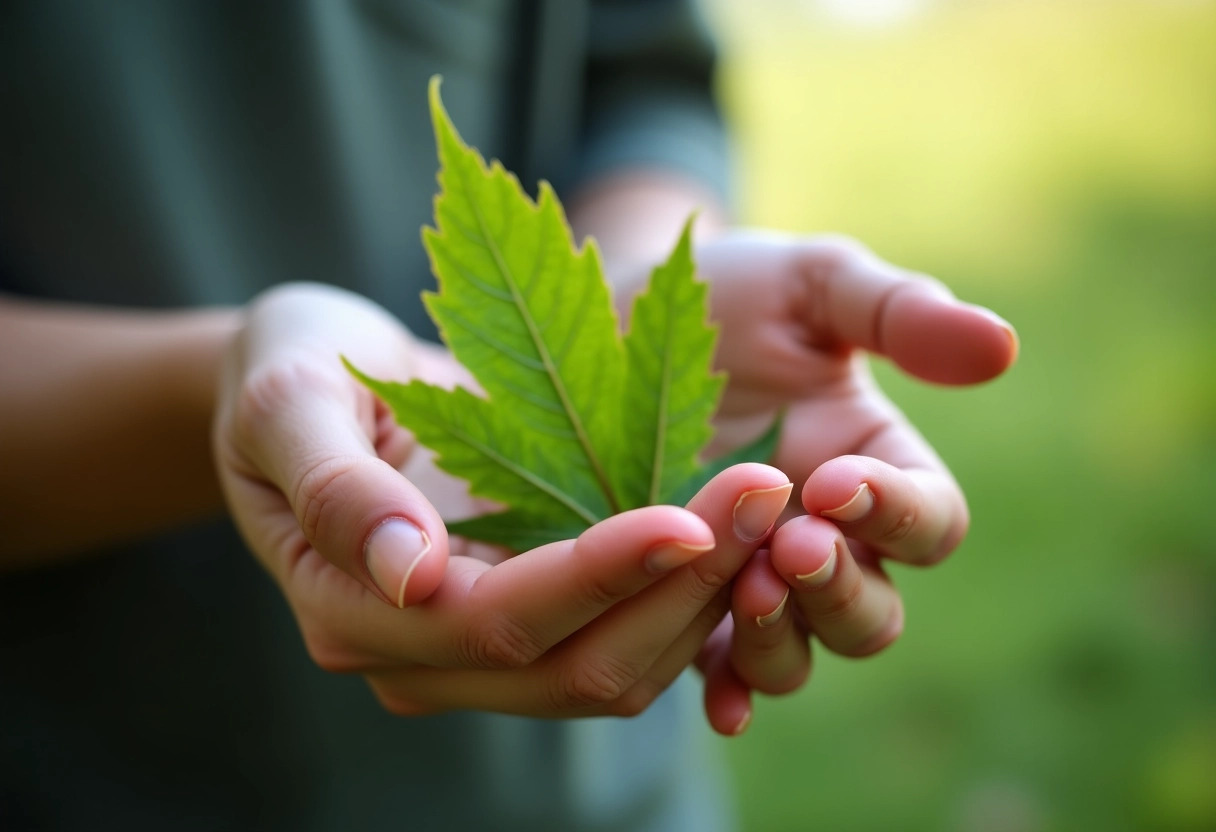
[699,1,1216,830]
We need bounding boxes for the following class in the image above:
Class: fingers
[728,550,810,694]
[355,465,792,717]
[519,463,794,719]
[793,238,1018,385]
[699,618,755,736]
[450,505,716,667]
[769,515,904,658]
[288,502,702,670]
[522,464,790,707]
[803,454,968,565]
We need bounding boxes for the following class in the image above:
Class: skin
[0,172,1017,733]
[0,301,239,562]
[211,283,793,718]
[574,177,1018,733]
[691,231,1018,733]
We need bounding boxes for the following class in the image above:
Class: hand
[213,282,794,718]
[689,232,1019,734]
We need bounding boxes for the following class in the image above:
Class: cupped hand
[689,232,1018,734]
[213,282,794,719]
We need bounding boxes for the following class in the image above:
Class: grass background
[701,2,1216,830]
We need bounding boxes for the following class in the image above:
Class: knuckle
[232,361,332,438]
[575,570,626,610]
[881,502,954,566]
[552,654,646,710]
[461,612,547,670]
[682,560,736,604]
[902,269,952,298]
[294,455,363,542]
[883,505,918,544]
[812,578,865,625]
[815,233,867,263]
[808,235,871,278]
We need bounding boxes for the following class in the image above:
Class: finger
[362,585,732,719]
[226,357,447,608]
[728,549,810,695]
[367,465,792,714]
[615,463,793,695]
[794,239,1018,385]
[699,618,755,736]
[524,464,790,709]
[803,454,968,565]
[290,503,711,670]
[450,505,716,667]
[770,515,904,658]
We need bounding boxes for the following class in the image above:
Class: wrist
[155,306,243,428]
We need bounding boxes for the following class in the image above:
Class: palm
[700,233,908,489]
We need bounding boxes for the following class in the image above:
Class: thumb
[220,358,448,609]
[291,446,449,609]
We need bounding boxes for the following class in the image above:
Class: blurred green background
[701,1,1216,830]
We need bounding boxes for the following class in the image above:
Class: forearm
[0,296,240,566]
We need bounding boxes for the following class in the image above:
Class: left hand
[687,231,1019,734]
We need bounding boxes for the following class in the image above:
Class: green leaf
[423,77,624,519]
[346,77,780,552]
[666,413,785,509]
[618,217,725,509]
[343,362,600,530]
[446,509,586,554]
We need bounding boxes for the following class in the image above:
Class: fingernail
[731,710,753,736]
[795,541,839,590]
[365,518,431,608]
[755,590,790,628]
[645,540,714,574]
[733,483,793,541]
[821,483,873,523]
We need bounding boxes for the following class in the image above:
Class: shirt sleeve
[570,0,735,205]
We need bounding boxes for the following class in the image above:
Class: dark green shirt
[0,2,736,829]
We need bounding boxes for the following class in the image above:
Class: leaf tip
[676,211,699,261]
[428,74,464,167]
[340,353,365,381]
[427,74,446,130]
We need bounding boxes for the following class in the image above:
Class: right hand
[213,282,792,717]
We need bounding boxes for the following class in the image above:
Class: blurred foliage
[702,1,1216,830]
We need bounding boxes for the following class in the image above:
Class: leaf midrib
[431,399,602,526]
[648,283,676,506]
[452,166,621,515]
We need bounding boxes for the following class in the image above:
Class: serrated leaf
[666,413,785,508]
[344,361,600,530]
[618,218,725,509]
[347,78,781,552]
[446,509,586,554]
[422,78,624,518]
